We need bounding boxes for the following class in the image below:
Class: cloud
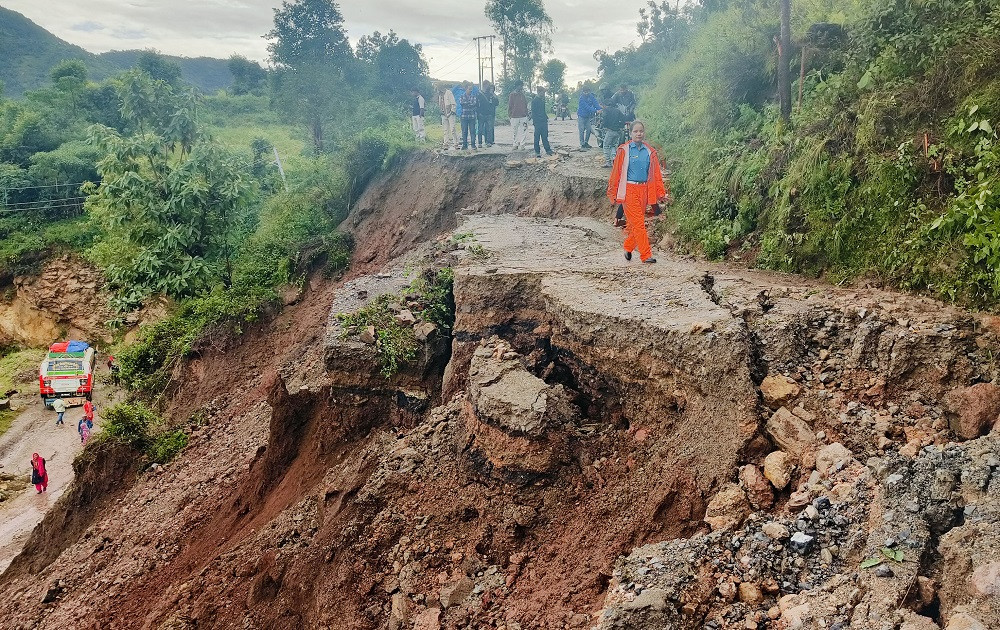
[3,0,648,81]
[70,21,106,33]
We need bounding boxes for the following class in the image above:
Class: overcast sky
[2,0,652,84]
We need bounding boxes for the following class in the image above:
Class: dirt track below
[0,366,118,573]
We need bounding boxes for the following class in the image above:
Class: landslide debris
[2,201,1000,630]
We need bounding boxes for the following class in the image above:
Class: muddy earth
[0,141,999,630]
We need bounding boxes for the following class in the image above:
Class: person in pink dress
[31,453,48,493]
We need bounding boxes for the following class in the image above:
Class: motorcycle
[555,102,570,120]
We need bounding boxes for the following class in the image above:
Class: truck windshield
[47,359,83,373]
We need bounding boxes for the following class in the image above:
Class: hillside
[0,145,998,629]
[0,6,233,96]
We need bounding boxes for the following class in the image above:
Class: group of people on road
[419,79,663,263]
[433,80,502,151]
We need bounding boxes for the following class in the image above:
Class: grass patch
[338,267,454,378]
[0,348,45,394]
[98,401,188,465]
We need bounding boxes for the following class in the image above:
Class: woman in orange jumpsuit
[606,120,667,263]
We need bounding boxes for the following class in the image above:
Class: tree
[136,50,183,86]
[265,0,354,151]
[356,30,429,96]
[484,0,553,86]
[86,73,255,309]
[777,0,791,120]
[266,0,351,68]
[228,55,268,96]
[540,58,566,92]
[50,60,88,88]
[50,60,89,115]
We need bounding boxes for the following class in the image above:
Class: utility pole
[474,37,483,87]
[473,35,496,87]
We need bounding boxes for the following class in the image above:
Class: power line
[1,181,90,192]
[2,196,88,209]
[434,42,475,76]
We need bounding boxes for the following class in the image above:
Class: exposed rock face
[0,255,114,346]
[6,209,1000,630]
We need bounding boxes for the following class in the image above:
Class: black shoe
[625,251,632,261]
[582,143,592,148]
[546,151,555,156]
[643,258,657,264]
[535,153,542,158]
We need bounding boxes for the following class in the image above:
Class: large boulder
[943,383,1000,439]
[766,407,818,462]
[463,339,578,478]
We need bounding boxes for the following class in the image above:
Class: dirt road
[0,366,117,573]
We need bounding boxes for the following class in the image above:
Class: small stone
[804,505,820,520]
[943,383,1000,439]
[944,612,987,630]
[761,375,802,408]
[762,522,790,540]
[874,564,894,578]
[739,582,764,605]
[704,483,751,532]
[820,548,834,564]
[718,581,737,600]
[816,442,853,476]
[414,322,437,342]
[360,326,377,345]
[971,561,1000,596]
[790,532,814,554]
[395,309,417,326]
[763,451,795,490]
[766,407,817,460]
[740,464,774,509]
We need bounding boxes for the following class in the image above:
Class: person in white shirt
[411,88,426,142]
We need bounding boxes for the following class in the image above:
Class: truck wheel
[41,395,52,410]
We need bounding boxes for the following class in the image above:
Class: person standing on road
[459,82,478,150]
[576,85,600,149]
[477,81,499,147]
[507,81,529,150]
[31,453,48,493]
[51,398,66,425]
[607,120,666,264]
[438,85,458,149]
[531,86,554,158]
[410,88,426,142]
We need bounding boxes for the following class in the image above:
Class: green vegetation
[99,401,188,464]
[0,347,46,438]
[338,268,454,378]
[597,0,1000,306]
[0,0,430,403]
[0,348,46,394]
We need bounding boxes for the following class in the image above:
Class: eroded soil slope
[1,154,999,630]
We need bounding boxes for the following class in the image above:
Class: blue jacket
[577,92,600,118]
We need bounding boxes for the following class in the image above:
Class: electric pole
[473,35,496,87]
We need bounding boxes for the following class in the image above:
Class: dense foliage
[600,0,1000,306]
[0,0,428,401]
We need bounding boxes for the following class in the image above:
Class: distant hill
[0,6,234,97]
